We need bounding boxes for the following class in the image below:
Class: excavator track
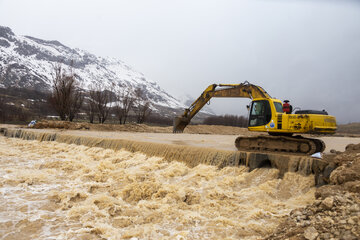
[312,138,326,153]
[234,135,323,155]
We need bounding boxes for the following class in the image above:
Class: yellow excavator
[173,81,337,155]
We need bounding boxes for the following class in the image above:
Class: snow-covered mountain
[0,26,183,111]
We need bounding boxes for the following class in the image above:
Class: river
[0,136,316,239]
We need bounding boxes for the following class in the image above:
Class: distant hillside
[0,25,182,115]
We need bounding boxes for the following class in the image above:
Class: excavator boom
[173,81,271,132]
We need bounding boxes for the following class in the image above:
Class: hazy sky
[0,0,359,123]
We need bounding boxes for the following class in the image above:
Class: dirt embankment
[30,120,256,135]
[266,143,360,240]
[337,123,360,135]
[28,120,360,137]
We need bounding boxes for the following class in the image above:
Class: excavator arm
[173,81,272,133]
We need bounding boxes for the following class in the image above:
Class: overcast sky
[0,0,359,123]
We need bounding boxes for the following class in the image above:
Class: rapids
[0,136,316,239]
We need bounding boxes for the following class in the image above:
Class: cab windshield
[249,100,272,127]
[274,102,283,113]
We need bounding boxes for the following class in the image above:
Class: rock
[342,230,356,240]
[351,216,358,223]
[344,181,360,193]
[323,216,334,224]
[349,204,359,212]
[329,166,360,185]
[292,210,302,217]
[344,224,352,230]
[335,195,347,204]
[321,197,334,210]
[299,221,310,227]
[346,144,355,151]
[296,216,304,221]
[339,219,347,224]
[315,185,343,199]
[322,232,331,239]
[333,230,340,236]
[346,143,360,152]
[304,226,318,240]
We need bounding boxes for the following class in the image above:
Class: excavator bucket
[173,116,190,133]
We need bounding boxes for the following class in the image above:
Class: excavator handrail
[173,81,272,133]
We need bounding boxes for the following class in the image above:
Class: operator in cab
[283,100,292,114]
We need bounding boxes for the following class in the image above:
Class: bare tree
[133,87,152,124]
[89,85,112,124]
[48,62,83,121]
[85,97,97,123]
[203,114,248,127]
[115,88,134,124]
[68,87,84,121]
[0,95,5,123]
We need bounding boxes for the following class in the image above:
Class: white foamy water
[0,136,316,239]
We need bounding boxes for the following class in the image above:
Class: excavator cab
[248,100,272,127]
[248,99,284,128]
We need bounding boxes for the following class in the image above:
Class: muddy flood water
[0,136,317,239]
